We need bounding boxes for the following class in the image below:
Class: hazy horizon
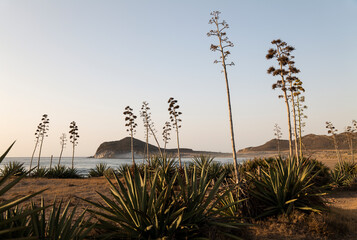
[1,0,356,157]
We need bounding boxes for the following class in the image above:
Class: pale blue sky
[1,0,356,157]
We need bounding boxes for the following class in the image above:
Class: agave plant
[89,163,112,177]
[46,165,81,178]
[81,167,185,239]
[29,198,93,240]
[31,166,48,177]
[0,161,26,176]
[0,142,46,239]
[176,166,245,239]
[330,161,357,187]
[247,157,325,217]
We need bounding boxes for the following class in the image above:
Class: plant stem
[215,20,239,183]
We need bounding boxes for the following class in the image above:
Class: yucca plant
[330,161,357,187]
[148,155,178,184]
[0,161,26,176]
[31,166,48,177]
[46,165,81,178]
[29,198,93,240]
[82,167,185,239]
[176,166,245,239]
[192,155,225,182]
[89,163,112,177]
[0,142,46,239]
[247,157,325,217]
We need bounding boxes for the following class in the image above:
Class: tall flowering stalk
[58,133,67,165]
[168,97,182,168]
[266,39,296,159]
[37,114,49,169]
[140,101,163,159]
[162,121,171,156]
[124,106,137,165]
[207,11,239,182]
[274,123,282,156]
[69,121,79,169]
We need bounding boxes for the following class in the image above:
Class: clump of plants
[246,157,326,218]
[0,161,26,176]
[82,164,246,239]
[89,163,112,177]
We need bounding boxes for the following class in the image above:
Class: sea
[1,157,248,177]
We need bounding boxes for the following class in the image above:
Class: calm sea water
[1,157,247,176]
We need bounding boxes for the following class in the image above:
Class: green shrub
[0,142,46,239]
[46,165,81,178]
[302,158,331,187]
[247,157,325,218]
[83,165,246,239]
[330,161,357,187]
[82,166,185,239]
[29,198,93,240]
[191,155,226,182]
[89,163,112,177]
[31,166,49,177]
[0,161,26,176]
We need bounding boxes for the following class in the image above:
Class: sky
[0,0,356,157]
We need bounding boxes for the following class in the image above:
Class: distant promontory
[94,137,230,159]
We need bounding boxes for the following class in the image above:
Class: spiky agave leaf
[247,157,325,217]
[29,198,93,240]
[0,142,47,239]
[81,167,185,239]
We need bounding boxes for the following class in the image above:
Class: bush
[247,157,326,218]
[89,163,112,177]
[302,158,331,187]
[31,166,48,177]
[330,161,357,187]
[46,165,81,178]
[83,165,246,239]
[0,161,26,176]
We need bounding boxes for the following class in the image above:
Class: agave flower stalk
[30,122,42,170]
[58,133,67,165]
[345,120,356,163]
[326,121,342,168]
[140,101,163,160]
[124,106,137,165]
[168,97,182,168]
[162,121,171,156]
[266,40,296,159]
[69,121,79,169]
[273,123,282,156]
[296,94,307,158]
[37,114,50,169]
[208,11,239,182]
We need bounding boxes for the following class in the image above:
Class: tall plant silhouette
[326,121,341,168]
[30,122,42,170]
[36,114,49,169]
[287,57,302,160]
[168,97,182,168]
[69,121,79,169]
[58,133,67,165]
[295,93,308,157]
[162,121,171,156]
[345,120,356,163]
[124,106,137,165]
[274,123,282,156]
[208,11,239,182]
[140,101,163,159]
[266,39,296,159]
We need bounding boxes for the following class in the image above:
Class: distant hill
[239,132,357,152]
[94,137,230,158]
